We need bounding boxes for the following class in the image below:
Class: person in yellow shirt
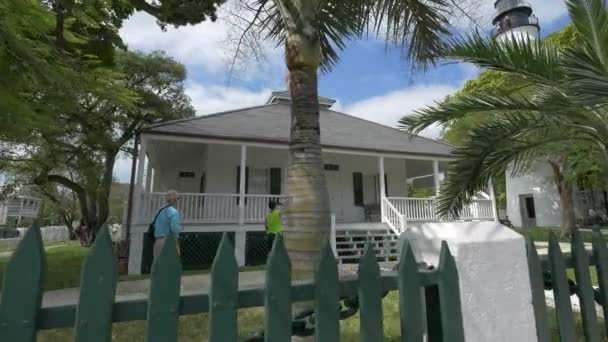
[265,200,283,248]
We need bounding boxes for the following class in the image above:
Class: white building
[0,194,42,226]
[126,91,497,274]
[492,0,540,42]
[507,162,607,228]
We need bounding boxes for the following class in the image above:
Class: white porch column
[134,137,148,223]
[433,160,440,197]
[145,160,152,192]
[150,168,155,193]
[239,145,247,225]
[488,178,499,222]
[379,156,386,222]
[236,144,247,267]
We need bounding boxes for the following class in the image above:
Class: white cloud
[119,5,284,81]
[120,12,229,69]
[186,84,273,114]
[340,85,459,139]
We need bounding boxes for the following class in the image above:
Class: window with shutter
[270,168,282,195]
[353,172,364,206]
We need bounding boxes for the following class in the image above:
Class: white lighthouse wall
[497,25,540,43]
[506,162,562,228]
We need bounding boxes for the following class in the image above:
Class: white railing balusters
[387,197,496,222]
[381,198,403,235]
[136,192,289,224]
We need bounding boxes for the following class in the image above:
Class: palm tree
[133,0,483,279]
[254,0,453,279]
[401,0,608,234]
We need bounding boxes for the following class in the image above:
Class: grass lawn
[35,293,608,341]
[0,240,605,340]
[0,242,90,290]
[514,227,596,243]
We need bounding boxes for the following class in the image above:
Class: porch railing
[381,198,405,235]
[137,192,289,224]
[388,197,496,222]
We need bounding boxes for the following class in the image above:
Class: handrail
[382,197,404,235]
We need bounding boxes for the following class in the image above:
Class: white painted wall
[402,222,537,342]
[149,142,410,223]
[506,162,562,228]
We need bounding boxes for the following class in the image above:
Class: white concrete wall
[402,222,537,342]
[506,162,562,228]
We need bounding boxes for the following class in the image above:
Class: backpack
[147,205,170,242]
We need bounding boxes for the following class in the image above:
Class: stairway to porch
[333,222,400,267]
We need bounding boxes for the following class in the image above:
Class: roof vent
[266,91,336,109]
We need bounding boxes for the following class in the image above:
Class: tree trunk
[559,183,577,236]
[548,160,577,236]
[96,150,117,231]
[283,30,330,282]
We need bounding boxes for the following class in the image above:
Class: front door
[519,194,537,228]
[325,168,343,220]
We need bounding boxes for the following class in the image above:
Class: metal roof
[142,103,455,158]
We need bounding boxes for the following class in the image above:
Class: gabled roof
[142,103,455,158]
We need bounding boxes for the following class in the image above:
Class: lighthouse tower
[492,0,540,42]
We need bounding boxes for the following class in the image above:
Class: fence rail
[137,192,288,224]
[0,224,465,341]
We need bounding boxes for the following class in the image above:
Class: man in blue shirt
[153,190,182,259]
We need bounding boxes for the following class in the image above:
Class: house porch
[131,136,459,226]
[126,134,498,274]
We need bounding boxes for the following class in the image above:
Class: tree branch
[229,1,267,78]
[131,0,161,17]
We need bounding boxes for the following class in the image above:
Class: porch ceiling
[147,140,206,171]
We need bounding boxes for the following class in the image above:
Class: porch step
[334,222,400,264]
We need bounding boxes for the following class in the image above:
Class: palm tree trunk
[284,31,331,281]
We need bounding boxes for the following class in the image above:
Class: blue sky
[114,0,571,181]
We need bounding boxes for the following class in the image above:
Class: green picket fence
[527,230,608,342]
[0,225,465,341]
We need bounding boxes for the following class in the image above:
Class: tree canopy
[401,0,608,227]
[0,1,196,243]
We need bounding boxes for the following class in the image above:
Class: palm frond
[259,0,363,73]
[436,114,580,218]
[562,44,608,107]
[400,92,543,135]
[364,0,451,68]
[560,0,608,107]
[566,0,608,67]
[441,32,562,85]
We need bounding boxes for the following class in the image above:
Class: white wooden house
[0,193,41,226]
[127,91,498,274]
